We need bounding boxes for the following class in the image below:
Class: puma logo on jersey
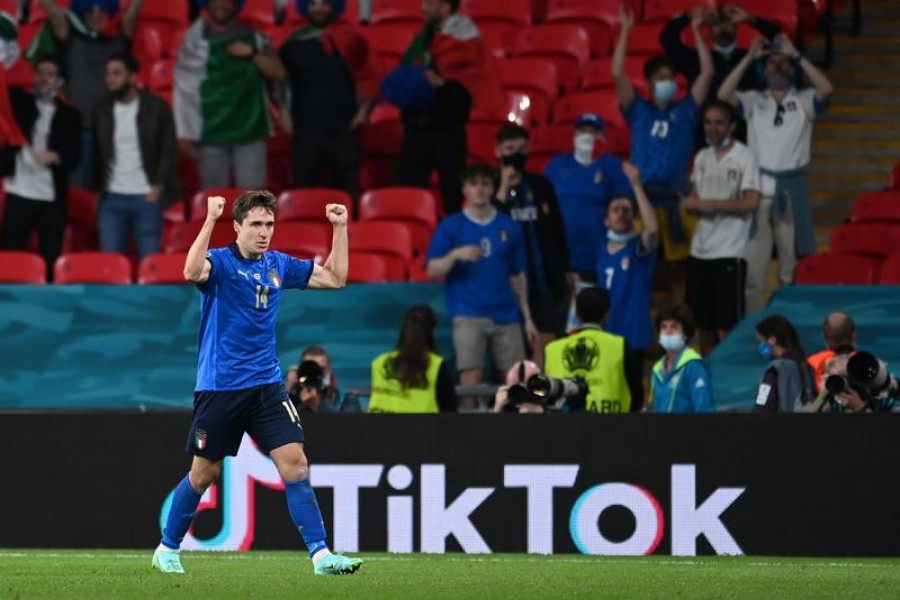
[237,270,250,280]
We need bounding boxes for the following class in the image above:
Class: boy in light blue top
[649,304,715,413]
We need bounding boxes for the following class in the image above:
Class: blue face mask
[659,334,685,353]
[653,79,677,104]
[758,341,774,361]
[607,229,637,243]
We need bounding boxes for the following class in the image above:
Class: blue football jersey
[427,210,526,324]
[195,244,313,391]
[625,96,698,190]
[597,237,656,350]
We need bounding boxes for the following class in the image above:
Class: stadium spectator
[278,0,380,201]
[597,161,657,404]
[175,0,285,189]
[544,113,631,283]
[612,5,713,301]
[0,8,19,70]
[286,345,346,413]
[681,100,760,354]
[0,56,80,282]
[492,360,545,414]
[493,123,572,365]
[544,287,637,413]
[426,164,538,407]
[95,53,178,258]
[368,305,458,413]
[807,311,858,392]
[648,304,715,413]
[33,0,143,190]
[753,314,816,413]
[387,0,502,215]
[719,35,834,313]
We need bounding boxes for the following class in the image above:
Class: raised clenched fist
[208,196,226,221]
[325,203,348,225]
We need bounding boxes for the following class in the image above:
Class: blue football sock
[284,478,329,556]
[161,475,203,550]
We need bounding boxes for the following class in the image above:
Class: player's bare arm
[183,196,225,284]
[308,204,349,289]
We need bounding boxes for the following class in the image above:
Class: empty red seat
[477,21,517,58]
[133,0,189,27]
[628,22,665,56]
[358,187,437,257]
[269,222,330,260]
[830,223,900,259]
[238,0,276,29]
[348,251,389,283]
[466,121,502,165]
[148,59,175,93]
[370,0,422,25]
[553,89,626,129]
[545,0,618,57]
[0,251,46,283]
[190,188,246,221]
[54,252,133,284]
[852,191,900,223]
[277,188,354,222]
[361,104,404,159]
[877,255,900,284]
[361,23,417,70]
[512,24,591,92]
[163,221,235,253]
[794,254,876,285]
[138,252,189,284]
[497,57,558,127]
[471,91,540,126]
[582,56,652,96]
[641,0,717,22]
[462,0,532,25]
[349,221,413,281]
[892,160,900,190]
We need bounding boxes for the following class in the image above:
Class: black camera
[289,360,327,402]
[824,351,900,409]
[504,373,587,412]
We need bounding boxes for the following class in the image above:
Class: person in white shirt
[94,53,178,258]
[680,100,760,353]
[0,56,81,281]
[718,34,834,313]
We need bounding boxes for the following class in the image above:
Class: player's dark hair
[34,55,65,79]
[756,314,807,361]
[460,163,496,184]
[495,123,529,144]
[107,51,140,74]
[643,54,676,80]
[301,345,329,363]
[390,305,438,389]
[703,99,737,124]
[606,195,637,216]
[441,0,461,12]
[656,303,697,342]
[233,190,277,224]
[575,287,611,324]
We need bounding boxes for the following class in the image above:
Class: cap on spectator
[72,0,120,17]
[298,0,346,17]
[505,360,541,386]
[574,113,605,131]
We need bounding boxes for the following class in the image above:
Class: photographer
[544,287,638,413]
[493,360,547,414]
[286,346,343,413]
[813,353,900,414]
[493,360,587,414]
[807,311,858,392]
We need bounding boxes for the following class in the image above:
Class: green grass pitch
[3,550,900,599]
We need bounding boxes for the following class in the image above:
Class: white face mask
[573,133,596,165]
[659,333,686,353]
[607,229,637,243]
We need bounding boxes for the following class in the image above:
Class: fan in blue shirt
[153,191,362,577]
[544,113,632,279]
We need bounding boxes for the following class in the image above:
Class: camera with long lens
[289,360,326,402]
[504,373,587,412]
[824,351,900,408]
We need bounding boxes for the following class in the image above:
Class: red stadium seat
[361,23,417,69]
[891,161,900,190]
[641,0,716,22]
[497,57,559,127]
[582,56,652,96]
[370,0,422,25]
[466,121,502,165]
[730,0,798,37]
[829,223,900,259]
[545,0,619,57]
[0,251,47,283]
[794,254,876,285]
[361,104,404,159]
[349,221,413,281]
[348,251,389,283]
[191,188,246,221]
[512,24,591,92]
[54,252,133,284]
[131,0,189,28]
[477,22,517,58]
[28,0,69,24]
[163,221,236,253]
[358,187,437,257]
[462,0,532,26]
[137,252,189,284]
[238,0,276,29]
[472,91,540,126]
[266,25,298,51]
[553,89,626,129]
[277,188,354,222]
[148,59,175,93]
[877,255,900,284]
[134,25,164,76]
[852,191,900,223]
[269,222,330,260]
[628,22,665,56]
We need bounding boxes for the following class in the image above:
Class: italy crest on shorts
[268,268,281,288]
[194,428,207,450]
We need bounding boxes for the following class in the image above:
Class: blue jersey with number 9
[196,244,313,391]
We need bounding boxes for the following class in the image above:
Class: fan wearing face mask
[543,113,632,283]
[718,34,834,314]
[648,304,714,414]
[612,5,714,302]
